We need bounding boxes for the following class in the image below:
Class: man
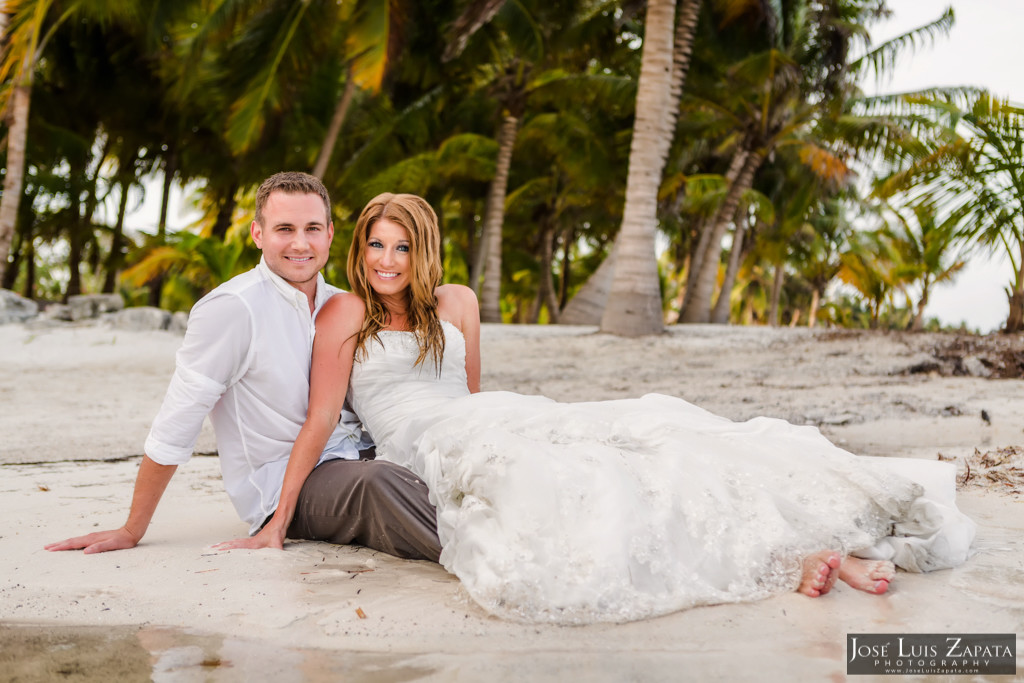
[46,172,442,561]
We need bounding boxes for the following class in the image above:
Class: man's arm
[45,456,177,553]
[47,292,250,553]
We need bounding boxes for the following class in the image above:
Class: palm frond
[853,6,954,83]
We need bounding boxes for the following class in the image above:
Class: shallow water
[1,623,436,682]
[0,622,758,682]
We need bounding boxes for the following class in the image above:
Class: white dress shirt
[145,258,366,533]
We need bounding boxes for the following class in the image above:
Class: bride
[229,192,975,624]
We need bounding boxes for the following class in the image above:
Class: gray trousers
[287,457,442,562]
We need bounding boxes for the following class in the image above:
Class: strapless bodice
[349,320,471,461]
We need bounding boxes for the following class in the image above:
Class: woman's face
[364,218,412,297]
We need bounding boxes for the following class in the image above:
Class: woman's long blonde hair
[347,193,445,369]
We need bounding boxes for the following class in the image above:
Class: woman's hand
[214,293,364,554]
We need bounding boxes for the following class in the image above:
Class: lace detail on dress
[346,323,975,624]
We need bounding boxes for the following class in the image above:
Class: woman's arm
[214,293,365,550]
[438,284,481,393]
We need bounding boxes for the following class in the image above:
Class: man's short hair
[255,172,332,226]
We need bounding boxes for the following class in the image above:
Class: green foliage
[0,0,1011,331]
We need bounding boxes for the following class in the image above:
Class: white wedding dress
[349,321,975,624]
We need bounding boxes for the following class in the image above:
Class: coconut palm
[121,226,258,310]
[877,201,965,330]
[596,0,680,335]
[877,93,1024,332]
[430,0,638,322]
[837,228,898,328]
[561,0,702,333]
[677,1,955,325]
[0,0,149,285]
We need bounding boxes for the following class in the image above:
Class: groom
[46,172,442,561]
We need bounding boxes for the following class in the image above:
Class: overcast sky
[866,1,1022,332]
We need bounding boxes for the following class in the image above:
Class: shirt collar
[256,256,326,312]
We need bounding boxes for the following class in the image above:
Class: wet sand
[1,322,1022,681]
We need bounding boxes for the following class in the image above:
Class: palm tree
[677,1,955,325]
[560,0,702,331]
[0,0,146,286]
[837,229,898,328]
[786,194,853,327]
[434,0,639,323]
[122,227,258,311]
[598,0,684,336]
[878,201,965,330]
[0,0,51,286]
[878,93,1024,332]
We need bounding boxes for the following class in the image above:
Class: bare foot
[798,550,842,597]
[839,557,895,594]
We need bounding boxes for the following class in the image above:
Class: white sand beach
[1,322,1022,681]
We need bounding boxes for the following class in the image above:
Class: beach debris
[900,335,1024,379]
[37,485,49,492]
[355,607,367,619]
[347,568,374,578]
[981,409,991,425]
[957,446,1024,495]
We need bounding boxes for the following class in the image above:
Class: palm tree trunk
[312,68,357,179]
[910,284,929,331]
[600,0,679,337]
[529,215,559,323]
[558,225,572,310]
[1006,290,1024,333]
[0,79,31,285]
[562,0,699,328]
[1,234,19,291]
[668,0,701,132]
[4,184,40,292]
[479,113,519,323]
[808,287,821,327]
[768,260,784,326]
[22,238,35,298]
[679,147,748,317]
[148,150,177,307]
[1007,240,1024,333]
[710,212,756,324]
[103,177,132,293]
[66,189,84,301]
[680,149,762,323]
[559,243,616,324]
[157,150,176,238]
[210,181,239,240]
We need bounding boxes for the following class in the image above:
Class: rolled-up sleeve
[144,294,252,465]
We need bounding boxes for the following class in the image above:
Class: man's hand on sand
[212,523,286,551]
[45,526,140,554]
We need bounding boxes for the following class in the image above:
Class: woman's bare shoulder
[436,284,477,308]
[317,292,366,333]
[436,284,480,333]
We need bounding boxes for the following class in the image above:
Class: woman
[235,193,975,624]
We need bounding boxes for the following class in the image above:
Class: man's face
[251,191,334,297]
